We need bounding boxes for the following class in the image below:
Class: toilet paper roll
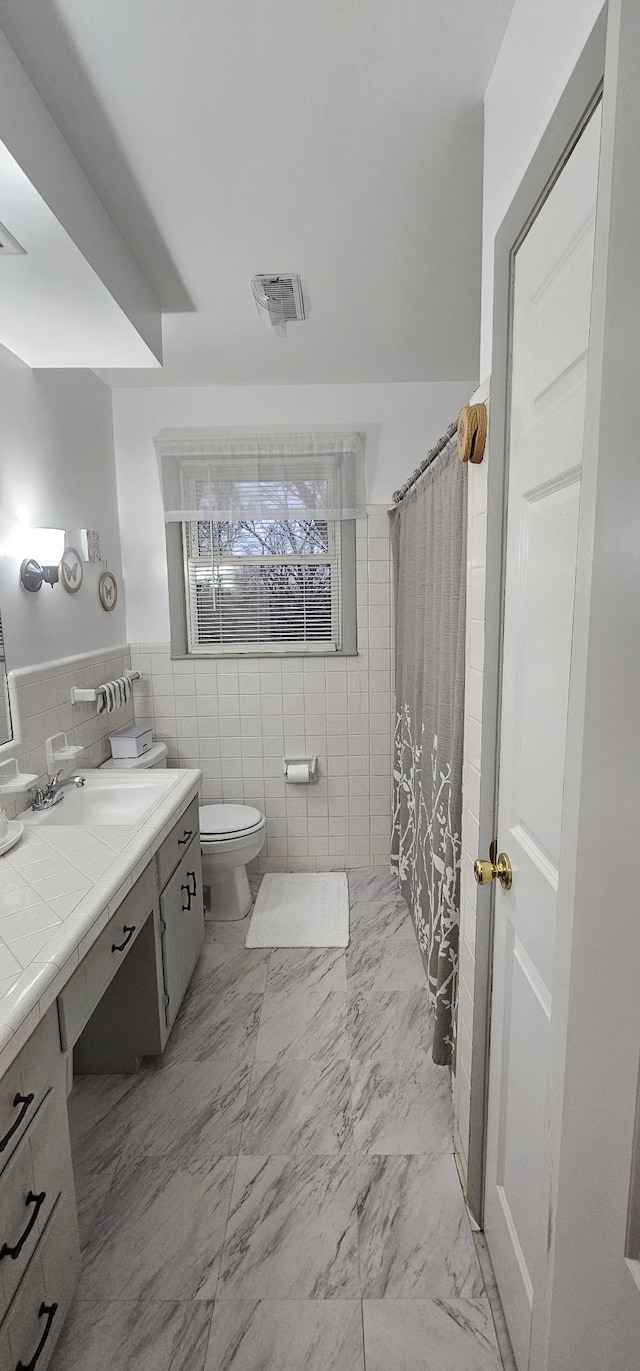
[286,762,310,784]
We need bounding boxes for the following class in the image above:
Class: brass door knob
[474,851,512,890]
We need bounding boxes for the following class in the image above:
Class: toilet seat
[200,803,265,842]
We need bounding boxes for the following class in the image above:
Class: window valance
[154,428,366,523]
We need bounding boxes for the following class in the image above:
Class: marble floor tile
[73,1164,118,1250]
[218,1154,359,1298]
[49,1299,213,1371]
[121,1057,251,1162]
[160,987,263,1065]
[79,1156,236,1301]
[68,1074,141,1172]
[241,1057,352,1154]
[254,987,350,1061]
[204,1299,365,1371]
[351,1058,453,1154]
[347,868,398,906]
[349,896,414,944]
[345,929,426,993]
[266,946,347,994]
[356,1154,484,1297]
[201,919,250,962]
[191,944,270,997]
[363,1299,503,1371]
[348,989,434,1059]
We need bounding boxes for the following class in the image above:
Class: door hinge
[159,917,167,933]
[163,991,170,1008]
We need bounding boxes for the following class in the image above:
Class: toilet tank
[101,741,168,770]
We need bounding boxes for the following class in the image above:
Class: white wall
[113,380,470,872]
[480,0,604,374]
[112,381,470,644]
[0,347,127,671]
[129,508,394,873]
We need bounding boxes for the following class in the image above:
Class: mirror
[0,610,13,745]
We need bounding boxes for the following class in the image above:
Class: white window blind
[183,518,343,654]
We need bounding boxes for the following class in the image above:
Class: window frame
[165,517,357,660]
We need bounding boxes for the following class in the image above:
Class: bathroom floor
[50,869,507,1371]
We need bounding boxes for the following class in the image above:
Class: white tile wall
[130,508,394,872]
[1,646,134,820]
[454,405,489,1181]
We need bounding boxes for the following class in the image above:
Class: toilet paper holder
[283,754,318,783]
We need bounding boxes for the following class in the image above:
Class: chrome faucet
[30,769,86,812]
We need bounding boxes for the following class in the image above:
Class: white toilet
[199,804,266,921]
[103,745,266,921]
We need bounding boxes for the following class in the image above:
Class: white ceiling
[0,0,513,388]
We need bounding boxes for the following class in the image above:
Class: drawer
[2,1190,79,1371]
[157,794,200,891]
[0,1090,74,1315]
[58,863,157,1052]
[0,1013,62,1175]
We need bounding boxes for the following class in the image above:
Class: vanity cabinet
[58,863,157,1055]
[0,785,203,1367]
[57,794,204,1069]
[0,1009,79,1371]
[157,798,204,1032]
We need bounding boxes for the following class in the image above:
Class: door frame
[465,5,608,1224]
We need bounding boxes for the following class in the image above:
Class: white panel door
[483,105,602,1370]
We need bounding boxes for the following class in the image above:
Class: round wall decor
[98,569,118,611]
[59,546,83,594]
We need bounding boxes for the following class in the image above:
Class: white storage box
[109,725,153,759]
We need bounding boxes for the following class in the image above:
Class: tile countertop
[0,768,202,1079]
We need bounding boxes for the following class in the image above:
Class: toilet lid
[199,803,264,838]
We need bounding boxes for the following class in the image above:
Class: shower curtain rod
[391,419,459,506]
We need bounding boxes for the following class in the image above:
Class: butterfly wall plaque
[98,570,118,611]
[60,546,83,594]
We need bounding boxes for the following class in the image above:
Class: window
[183,516,349,654]
[155,428,364,658]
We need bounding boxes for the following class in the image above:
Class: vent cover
[0,221,26,256]
[251,274,305,335]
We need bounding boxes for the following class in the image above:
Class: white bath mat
[245,872,349,948]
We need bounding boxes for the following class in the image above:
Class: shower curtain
[389,434,467,1065]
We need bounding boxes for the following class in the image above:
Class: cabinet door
[159,838,204,1031]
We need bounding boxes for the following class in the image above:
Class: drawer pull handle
[111,924,136,953]
[0,1189,46,1261]
[0,1093,34,1152]
[181,871,197,911]
[178,829,194,847]
[16,1301,58,1371]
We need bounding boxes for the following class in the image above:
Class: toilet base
[204,864,252,921]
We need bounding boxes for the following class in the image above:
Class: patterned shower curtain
[389,435,467,1066]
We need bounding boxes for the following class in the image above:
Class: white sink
[24,774,175,828]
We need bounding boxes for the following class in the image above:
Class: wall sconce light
[19,528,66,592]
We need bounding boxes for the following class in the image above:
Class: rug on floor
[245,871,350,948]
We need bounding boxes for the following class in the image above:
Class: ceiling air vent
[0,221,26,255]
[251,274,305,335]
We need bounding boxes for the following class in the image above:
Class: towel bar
[70,669,142,706]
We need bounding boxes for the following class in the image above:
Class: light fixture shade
[28,528,65,564]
